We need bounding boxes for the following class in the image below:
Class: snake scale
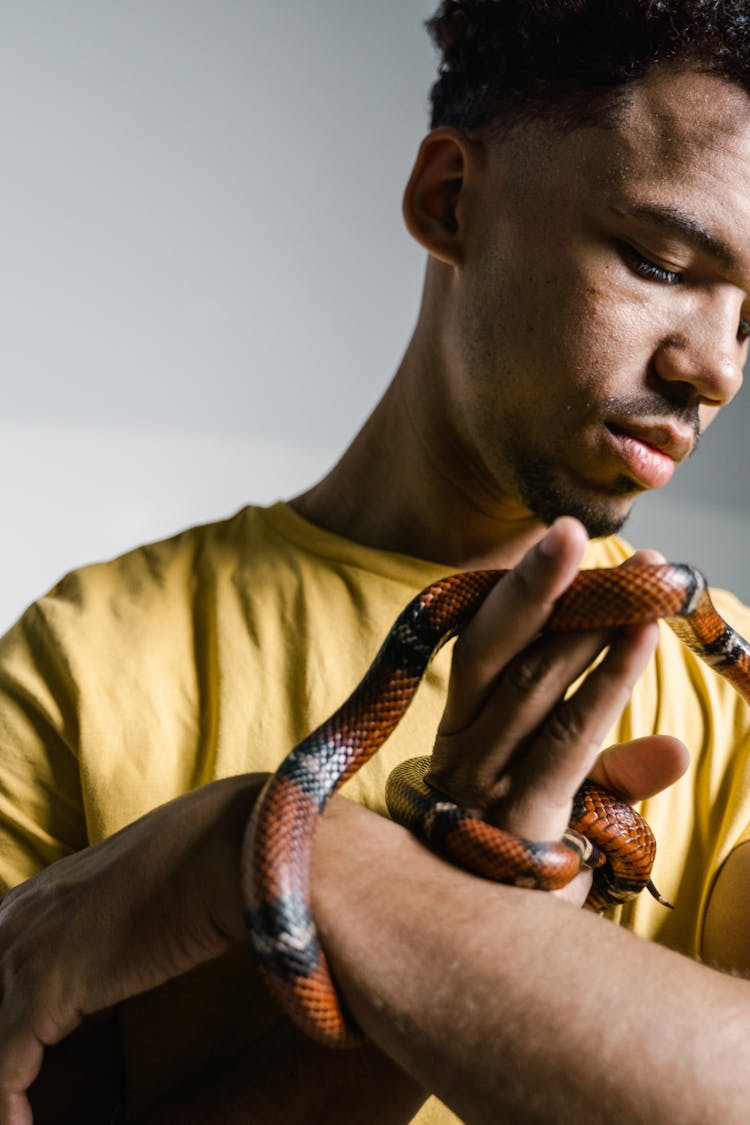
[244,561,750,1048]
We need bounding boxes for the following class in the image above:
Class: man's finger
[0,1093,33,1125]
[442,516,589,734]
[428,626,611,808]
[591,735,690,801]
[0,1023,42,1125]
[485,621,659,838]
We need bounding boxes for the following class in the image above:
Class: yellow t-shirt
[1,501,749,1122]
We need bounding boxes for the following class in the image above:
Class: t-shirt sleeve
[0,598,87,890]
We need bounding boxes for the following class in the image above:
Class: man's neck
[290,343,547,572]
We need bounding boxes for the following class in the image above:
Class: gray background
[0,0,748,634]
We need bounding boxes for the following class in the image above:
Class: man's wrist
[193,773,270,945]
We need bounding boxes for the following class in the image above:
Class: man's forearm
[312,797,750,1125]
[8,776,426,1125]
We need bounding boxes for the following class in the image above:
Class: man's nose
[653,300,745,407]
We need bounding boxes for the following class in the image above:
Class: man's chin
[530,487,637,540]
[571,503,632,540]
[512,452,641,539]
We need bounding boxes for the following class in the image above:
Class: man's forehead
[614,64,750,163]
[600,68,750,263]
[483,64,750,185]
[477,64,750,258]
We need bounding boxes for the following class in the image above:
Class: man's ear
[402,127,480,267]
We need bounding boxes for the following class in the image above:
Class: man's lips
[604,420,694,489]
[606,420,695,462]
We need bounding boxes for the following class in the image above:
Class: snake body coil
[244,562,750,1047]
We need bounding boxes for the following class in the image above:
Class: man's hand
[0,775,264,1125]
[424,517,689,903]
[427,518,687,878]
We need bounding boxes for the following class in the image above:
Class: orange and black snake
[244,561,750,1048]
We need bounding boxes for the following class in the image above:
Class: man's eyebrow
[614,202,737,269]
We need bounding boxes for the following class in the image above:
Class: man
[2,1,750,1121]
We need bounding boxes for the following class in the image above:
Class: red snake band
[243,561,750,1048]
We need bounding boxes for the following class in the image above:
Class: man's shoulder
[35,504,262,619]
[0,504,281,661]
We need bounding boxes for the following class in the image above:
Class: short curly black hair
[427,0,750,132]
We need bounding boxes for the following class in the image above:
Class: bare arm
[6,776,427,1125]
[312,795,750,1125]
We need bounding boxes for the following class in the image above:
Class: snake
[244,560,750,1048]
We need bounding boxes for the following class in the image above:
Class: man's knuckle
[544,703,590,747]
[505,648,554,696]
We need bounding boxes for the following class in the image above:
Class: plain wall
[1,0,748,635]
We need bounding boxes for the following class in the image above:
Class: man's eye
[738,320,750,344]
[621,243,682,285]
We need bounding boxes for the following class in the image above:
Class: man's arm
[130,722,693,1125]
[0,775,268,1124]
[312,796,750,1125]
[5,775,428,1125]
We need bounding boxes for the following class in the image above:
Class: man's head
[401,3,750,540]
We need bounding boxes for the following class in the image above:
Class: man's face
[444,66,750,537]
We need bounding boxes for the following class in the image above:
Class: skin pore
[293,65,749,570]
